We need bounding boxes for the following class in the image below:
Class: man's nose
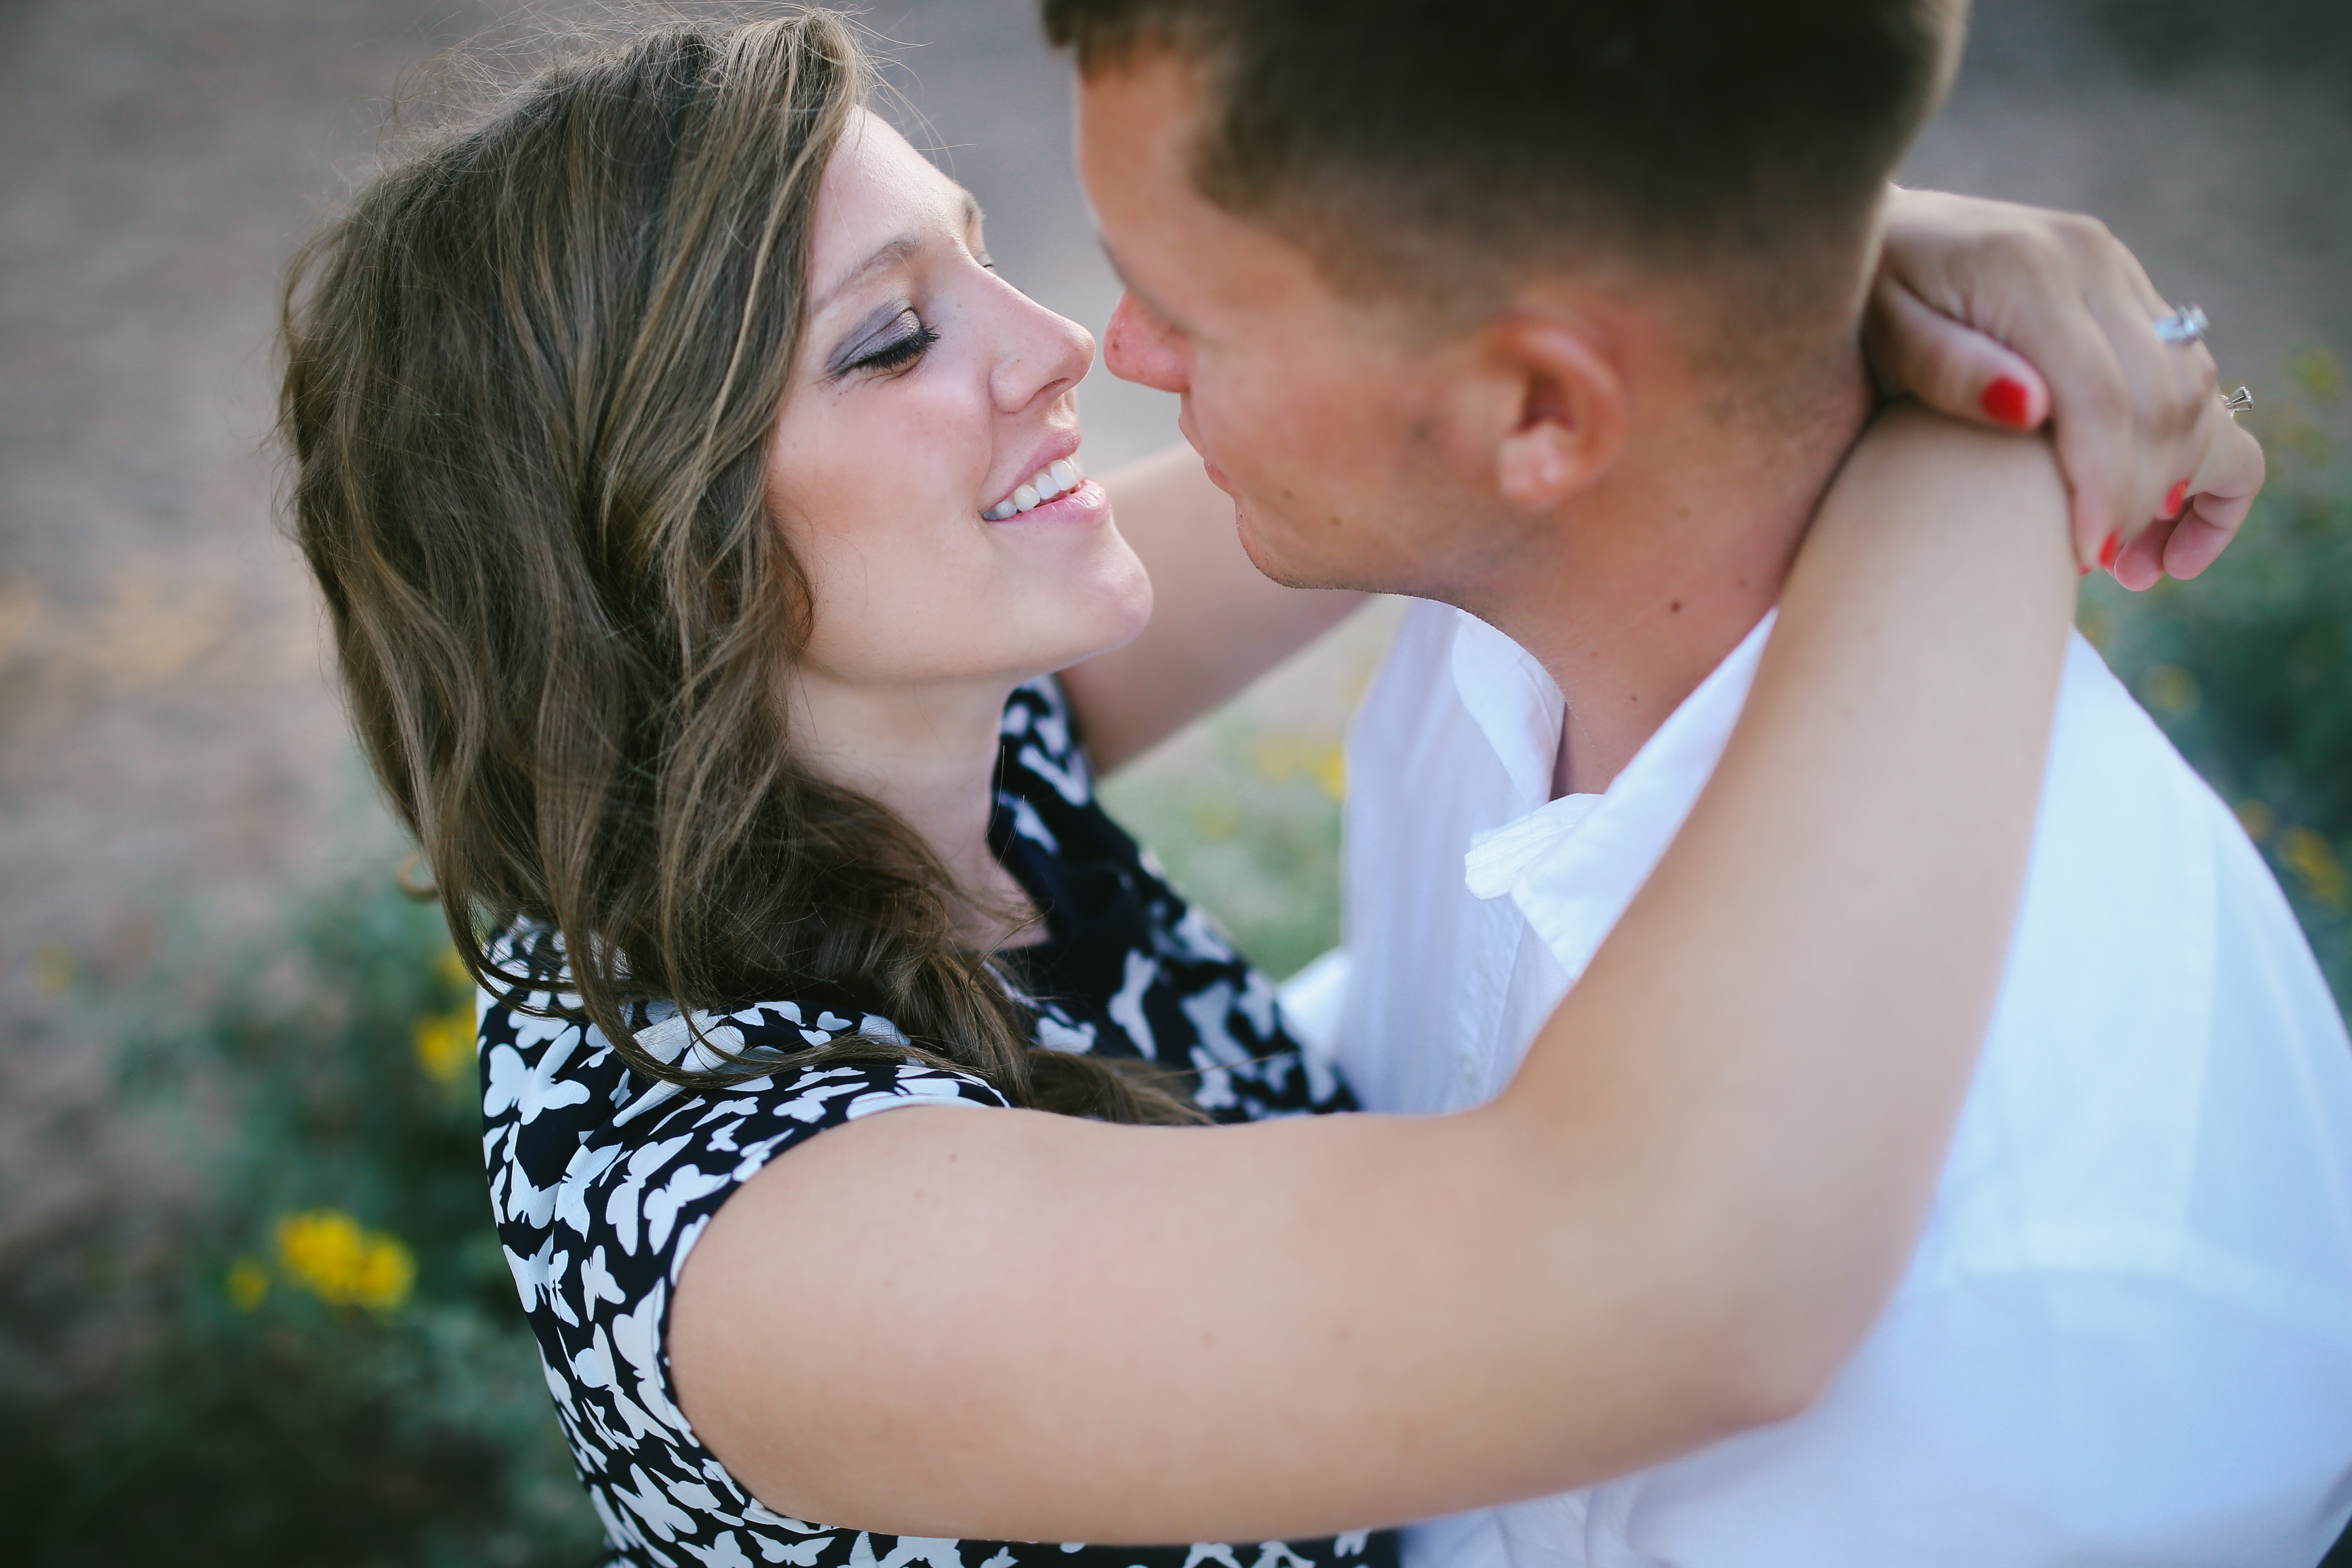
[1103,291,1185,394]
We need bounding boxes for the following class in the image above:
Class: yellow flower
[1189,797,1243,842]
[2144,664,2200,716]
[1250,736,1347,801]
[226,1254,270,1311]
[273,1210,416,1312]
[2281,828,2351,912]
[1311,744,1346,803]
[2290,344,2343,403]
[412,1006,477,1087]
[31,943,74,996]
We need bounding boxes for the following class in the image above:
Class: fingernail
[1981,377,2034,429]
[2164,479,2189,518]
[2098,528,2123,570]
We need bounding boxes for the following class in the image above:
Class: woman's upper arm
[1061,445,1367,771]
[665,1099,1764,1547]
[665,416,2094,1551]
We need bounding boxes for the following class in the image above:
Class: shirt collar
[1448,609,1566,813]
[1462,608,1779,981]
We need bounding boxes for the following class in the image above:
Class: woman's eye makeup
[831,307,936,378]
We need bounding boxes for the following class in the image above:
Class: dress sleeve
[479,986,1010,1495]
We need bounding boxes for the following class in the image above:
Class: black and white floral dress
[479,677,1396,1568]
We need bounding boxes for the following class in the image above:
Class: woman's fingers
[1863,273,2049,432]
[2104,395,2265,591]
[1869,188,2230,574]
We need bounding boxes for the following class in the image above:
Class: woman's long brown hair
[281,11,1200,1124]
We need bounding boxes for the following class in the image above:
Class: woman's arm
[1058,190,2241,771]
[669,406,2203,1543]
[1060,443,1366,772]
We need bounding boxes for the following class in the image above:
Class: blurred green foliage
[1,884,601,1568]
[1103,716,1348,982]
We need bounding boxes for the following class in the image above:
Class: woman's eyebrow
[814,191,986,315]
[812,235,923,316]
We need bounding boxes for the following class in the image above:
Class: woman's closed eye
[834,308,937,378]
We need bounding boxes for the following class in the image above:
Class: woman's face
[769,112,1150,707]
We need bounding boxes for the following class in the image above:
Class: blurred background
[0,0,2345,1561]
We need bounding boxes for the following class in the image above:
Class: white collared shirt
[1327,598,2352,1567]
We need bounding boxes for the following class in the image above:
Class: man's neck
[1477,361,1874,798]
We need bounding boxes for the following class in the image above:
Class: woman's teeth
[983,456,1082,520]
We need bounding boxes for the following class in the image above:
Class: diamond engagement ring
[2154,304,2210,346]
[2225,385,2253,415]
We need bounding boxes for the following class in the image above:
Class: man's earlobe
[1497,421,1580,509]
[1489,317,1626,513]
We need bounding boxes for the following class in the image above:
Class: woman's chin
[1025,572,1153,677]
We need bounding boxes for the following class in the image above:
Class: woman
[279,13,2247,1568]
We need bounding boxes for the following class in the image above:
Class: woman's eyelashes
[856,320,937,374]
[833,308,937,378]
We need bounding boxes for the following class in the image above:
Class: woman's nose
[993,295,1098,412]
[1103,291,1186,395]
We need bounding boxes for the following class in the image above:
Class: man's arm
[1060,443,1367,773]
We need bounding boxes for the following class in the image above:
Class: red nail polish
[2164,479,2189,518]
[2098,529,2123,570]
[1981,377,2033,429]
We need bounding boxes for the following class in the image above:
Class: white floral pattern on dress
[481,678,1392,1568]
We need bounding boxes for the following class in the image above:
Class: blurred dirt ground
[0,0,2346,1391]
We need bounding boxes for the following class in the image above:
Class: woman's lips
[982,452,1084,520]
[986,477,1108,524]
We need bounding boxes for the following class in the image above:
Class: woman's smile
[983,450,1089,520]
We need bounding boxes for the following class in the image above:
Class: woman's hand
[1863,186,2261,583]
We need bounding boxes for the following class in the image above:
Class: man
[1050,0,2352,1561]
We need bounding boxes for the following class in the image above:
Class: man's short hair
[1048,0,1961,324]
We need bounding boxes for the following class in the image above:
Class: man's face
[1076,53,1490,596]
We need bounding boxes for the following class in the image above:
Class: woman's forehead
[809,111,979,284]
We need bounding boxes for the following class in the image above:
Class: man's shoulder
[2037,632,2243,870]
[1951,632,2352,1272]
[2011,631,2324,1008]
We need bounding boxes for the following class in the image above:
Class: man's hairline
[1072,40,1881,377]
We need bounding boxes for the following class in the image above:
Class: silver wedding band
[2154,304,2210,346]
[2225,385,2253,415]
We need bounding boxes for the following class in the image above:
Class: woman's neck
[784,669,1039,947]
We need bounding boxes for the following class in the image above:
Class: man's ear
[1482,312,1629,513]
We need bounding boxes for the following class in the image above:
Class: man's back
[1337,602,2352,1565]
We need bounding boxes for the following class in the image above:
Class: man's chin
[1234,505,1353,592]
